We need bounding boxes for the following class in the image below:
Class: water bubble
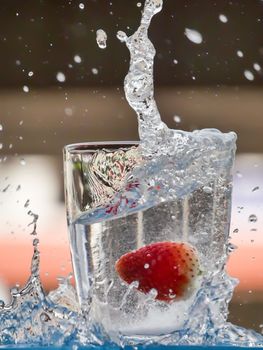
[56,72,66,83]
[173,115,181,123]
[96,29,107,49]
[23,85,29,93]
[248,214,257,223]
[40,312,51,323]
[28,71,34,77]
[252,186,259,192]
[20,158,26,166]
[253,63,261,72]
[73,55,82,63]
[117,30,128,43]
[91,68,98,75]
[219,14,228,23]
[203,186,213,194]
[79,3,85,10]
[237,50,244,58]
[244,70,254,81]
[184,28,203,44]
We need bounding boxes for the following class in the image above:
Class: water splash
[96,29,107,49]
[0,0,263,347]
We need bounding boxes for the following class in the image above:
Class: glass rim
[64,141,140,154]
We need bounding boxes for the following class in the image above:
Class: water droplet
[248,214,257,223]
[28,71,34,77]
[236,171,243,178]
[56,72,66,83]
[0,124,3,131]
[173,59,178,64]
[253,63,261,72]
[24,199,30,208]
[65,107,73,116]
[23,85,29,93]
[137,2,142,7]
[244,70,254,81]
[0,143,3,150]
[237,50,244,58]
[252,186,259,192]
[173,115,181,123]
[144,263,150,269]
[73,55,82,64]
[79,3,85,10]
[233,228,239,233]
[96,29,107,49]
[219,14,228,23]
[227,243,237,253]
[91,68,98,75]
[117,30,128,43]
[20,158,26,166]
[19,120,24,125]
[184,28,203,44]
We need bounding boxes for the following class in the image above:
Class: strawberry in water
[115,241,200,302]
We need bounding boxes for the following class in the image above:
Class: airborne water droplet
[244,70,254,81]
[23,85,29,93]
[173,115,181,123]
[219,14,228,23]
[117,30,128,43]
[91,68,98,75]
[56,72,66,83]
[237,50,244,58]
[253,63,261,72]
[73,55,82,63]
[96,29,107,49]
[184,28,203,44]
[248,214,257,223]
[79,3,85,10]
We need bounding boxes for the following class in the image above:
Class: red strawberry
[115,241,200,302]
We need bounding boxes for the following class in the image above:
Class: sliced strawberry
[115,241,200,302]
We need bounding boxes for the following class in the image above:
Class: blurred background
[0,0,262,334]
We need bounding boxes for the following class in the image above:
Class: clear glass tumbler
[63,133,236,340]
